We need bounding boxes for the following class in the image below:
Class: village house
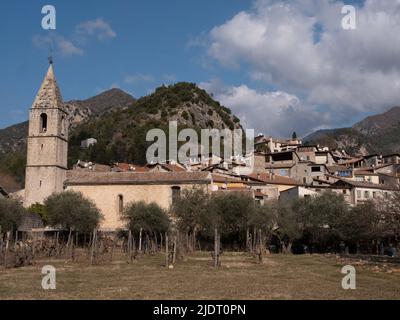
[279,186,319,202]
[383,154,400,164]
[329,178,395,206]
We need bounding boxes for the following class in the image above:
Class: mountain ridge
[304,106,400,155]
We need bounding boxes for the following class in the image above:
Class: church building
[24,62,213,230]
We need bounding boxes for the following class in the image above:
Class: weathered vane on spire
[48,45,54,65]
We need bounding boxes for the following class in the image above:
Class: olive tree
[123,201,170,235]
[302,191,348,252]
[0,198,25,233]
[271,199,305,254]
[123,201,171,254]
[205,192,256,266]
[171,186,210,252]
[44,190,103,249]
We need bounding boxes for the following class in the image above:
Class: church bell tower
[24,60,68,207]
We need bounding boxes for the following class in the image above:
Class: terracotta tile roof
[332,178,397,190]
[66,171,211,186]
[211,174,243,183]
[113,163,149,172]
[339,157,363,165]
[245,173,301,186]
[353,170,379,176]
[326,165,351,173]
[265,163,295,169]
[162,163,187,172]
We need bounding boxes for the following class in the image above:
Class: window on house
[311,166,321,172]
[364,191,370,199]
[373,191,377,199]
[40,113,48,132]
[357,190,362,198]
[343,190,347,195]
[171,186,181,204]
[118,195,124,214]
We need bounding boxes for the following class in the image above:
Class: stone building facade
[24,63,68,207]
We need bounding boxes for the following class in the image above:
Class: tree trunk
[66,228,72,260]
[165,232,169,267]
[154,232,158,252]
[172,235,177,264]
[128,230,132,262]
[111,233,116,262]
[258,229,263,263]
[138,228,143,253]
[56,232,59,252]
[214,228,219,268]
[246,228,250,254]
[90,228,97,265]
[4,231,10,268]
[252,227,257,256]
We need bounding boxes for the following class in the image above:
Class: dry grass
[0,251,399,300]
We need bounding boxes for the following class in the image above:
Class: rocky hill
[0,83,242,187]
[304,106,400,155]
[68,82,242,165]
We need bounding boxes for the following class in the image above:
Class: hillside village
[0,62,399,231]
[73,133,400,210]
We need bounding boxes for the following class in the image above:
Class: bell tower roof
[31,60,64,110]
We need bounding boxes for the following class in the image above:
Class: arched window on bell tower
[40,113,48,133]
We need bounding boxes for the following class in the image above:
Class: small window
[343,190,347,195]
[40,113,48,133]
[311,166,321,173]
[118,195,124,214]
[373,191,377,199]
[171,186,181,204]
[364,191,370,199]
[357,190,361,198]
[61,116,66,136]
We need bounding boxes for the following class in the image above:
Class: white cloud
[75,18,116,41]
[204,0,400,132]
[33,18,116,57]
[33,34,84,56]
[200,80,330,137]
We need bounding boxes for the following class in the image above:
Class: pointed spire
[31,60,64,110]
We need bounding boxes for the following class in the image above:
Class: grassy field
[0,251,399,300]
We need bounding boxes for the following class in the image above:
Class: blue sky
[2,0,399,139]
[0,0,252,128]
